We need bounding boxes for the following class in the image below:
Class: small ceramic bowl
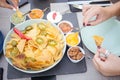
[28,8,44,19]
[47,11,62,23]
[66,32,80,47]
[58,20,73,34]
[67,46,85,63]
[10,13,26,25]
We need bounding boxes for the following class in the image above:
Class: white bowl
[66,32,80,47]
[47,11,62,23]
[58,20,73,34]
[67,46,85,63]
[3,19,66,73]
[10,13,26,25]
[28,8,44,19]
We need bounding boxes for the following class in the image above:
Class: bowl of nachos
[3,19,66,73]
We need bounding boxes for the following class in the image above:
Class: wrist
[107,2,120,17]
[104,7,115,19]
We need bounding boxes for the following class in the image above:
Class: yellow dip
[66,32,80,46]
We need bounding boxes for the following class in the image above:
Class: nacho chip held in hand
[93,35,104,47]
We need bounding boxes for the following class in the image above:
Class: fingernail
[101,58,106,61]
[12,7,16,11]
[87,24,91,26]
[83,22,85,26]
[17,7,19,9]
[97,46,101,49]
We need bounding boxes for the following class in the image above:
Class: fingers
[94,47,107,64]
[82,5,92,16]
[97,47,107,61]
[4,3,13,9]
[92,58,99,71]
[83,6,100,26]
[97,48,106,53]
[10,0,19,9]
[83,5,103,26]
[93,52,105,67]
[0,0,18,10]
[86,15,102,26]
[0,1,13,9]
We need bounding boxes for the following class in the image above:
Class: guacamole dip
[11,13,25,25]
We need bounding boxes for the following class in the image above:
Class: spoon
[22,7,49,17]
[22,10,31,16]
[43,7,49,12]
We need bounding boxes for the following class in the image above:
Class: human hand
[82,5,113,26]
[0,0,19,10]
[93,47,120,76]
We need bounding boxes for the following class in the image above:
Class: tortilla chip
[17,39,26,53]
[93,35,104,47]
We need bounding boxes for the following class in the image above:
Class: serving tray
[8,13,87,79]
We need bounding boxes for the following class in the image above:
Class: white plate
[81,17,120,56]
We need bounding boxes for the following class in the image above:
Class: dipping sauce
[66,32,80,47]
[28,9,44,19]
[68,47,83,60]
[11,13,25,25]
[58,21,73,34]
[59,23,72,33]
[47,11,62,23]
[68,46,83,60]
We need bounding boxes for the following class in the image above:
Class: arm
[107,1,120,17]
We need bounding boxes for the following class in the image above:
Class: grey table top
[0,2,120,80]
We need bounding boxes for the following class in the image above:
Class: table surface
[0,0,120,80]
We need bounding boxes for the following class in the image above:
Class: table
[0,0,120,80]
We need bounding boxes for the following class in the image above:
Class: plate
[3,19,66,73]
[81,17,120,56]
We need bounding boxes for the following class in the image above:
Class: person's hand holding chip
[93,47,120,76]
[0,0,19,10]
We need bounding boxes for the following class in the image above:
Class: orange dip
[59,22,72,33]
[29,9,44,19]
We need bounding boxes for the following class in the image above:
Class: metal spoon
[22,10,31,16]
[43,7,49,12]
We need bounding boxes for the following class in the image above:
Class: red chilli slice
[13,28,32,40]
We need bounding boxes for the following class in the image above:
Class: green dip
[11,13,25,25]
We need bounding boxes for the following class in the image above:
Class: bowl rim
[3,19,66,73]
[65,32,80,47]
[67,46,85,63]
[10,13,26,26]
[57,20,73,34]
[27,8,44,19]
